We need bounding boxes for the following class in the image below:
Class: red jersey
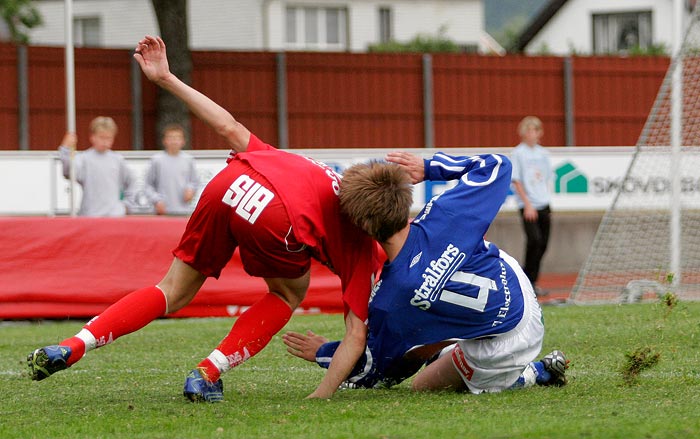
[229,135,379,321]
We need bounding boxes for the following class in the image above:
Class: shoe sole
[543,350,569,386]
[183,369,224,403]
[184,389,224,403]
[183,391,206,403]
[27,348,67,381]
[27,349,51,381]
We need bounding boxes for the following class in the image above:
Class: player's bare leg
[282,330,329,362]
[411,348,467,392]
[157,257,208,312]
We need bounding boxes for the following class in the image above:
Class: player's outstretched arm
[386,151,425,184]
[306,310,367,399]
[133,35,251,153]
[282,330,329,362]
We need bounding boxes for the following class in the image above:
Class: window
[285,6,348,50]
[73,16,101,47]
[304,8,318,44]
[286,8,297,44]
[326,8,341,44]
[378,7,392,43]
[592,11,652,54]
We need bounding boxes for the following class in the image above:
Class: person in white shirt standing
[510,116,553,297]
[58,116,135,217]
[145,123,200,215]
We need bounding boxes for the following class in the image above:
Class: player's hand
[183,187,195,203]
[523,205,538,222]
[134,35,171,85]
[386,151,425,184]
[282,330,328,362]
[61,132,78,150]
[305,389,334,399]
[154,200,167,215]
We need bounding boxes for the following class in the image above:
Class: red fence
[434,55,566,147]
[572,56,669,146]
[0,44,18,150]
[0,43,670,151]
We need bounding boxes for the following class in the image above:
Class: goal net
[570,5,700,304]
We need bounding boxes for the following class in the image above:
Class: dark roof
[511,0,569,53]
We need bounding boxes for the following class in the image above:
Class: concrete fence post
[17,45,29,151]
[422,53,434,149]
[564,56,575,146]
[130,55,143,150]
[276,52,288,149]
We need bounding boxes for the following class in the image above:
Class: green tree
[0,0,42,44]
[369,26,462,53]
[150,0,192,149]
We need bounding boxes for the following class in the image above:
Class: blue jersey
[317,153,527,388]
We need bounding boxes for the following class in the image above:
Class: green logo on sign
[555,162,587,193]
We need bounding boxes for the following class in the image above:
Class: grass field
[2,300,700,439]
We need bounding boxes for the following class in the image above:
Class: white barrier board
[0,147,643,215]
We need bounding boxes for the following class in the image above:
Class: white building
[515,0,695,55]
[29,0,503,54]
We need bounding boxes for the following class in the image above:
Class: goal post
[570,2,700,304]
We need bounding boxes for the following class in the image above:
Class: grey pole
[17,45,29,151]
[65,0,77,216]
[276,52,288,149]
[563,56,575,146]
[130,55,143,150]
[422,53,434,149]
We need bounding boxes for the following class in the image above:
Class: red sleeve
[227,134,275,162]
[246,134,276,152]
[339,231,383,322]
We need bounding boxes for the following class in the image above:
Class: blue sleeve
[423,152,511,185]
[315,340,392,389]
[315,341,340,369]
[415,153,512,256]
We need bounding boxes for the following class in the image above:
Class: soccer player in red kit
[27,35,379,402]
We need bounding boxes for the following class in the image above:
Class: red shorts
[173,159,311,279]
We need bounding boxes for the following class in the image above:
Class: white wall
[348,0,484,52]
[31,0,158,48]
[0,147,638,215]
[30,0,489,52]
[189,0,262,50]
[526,0,680,55]
[31,0,263,49]
[393,1,482,43]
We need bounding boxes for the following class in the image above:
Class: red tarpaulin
[0,217,344,319]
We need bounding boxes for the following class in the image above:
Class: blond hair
[162,123,185,136]
[518,116,543,136]
[339,161,413,242]
[90,116,118,135]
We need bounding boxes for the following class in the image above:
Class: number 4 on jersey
[440,272,496,312]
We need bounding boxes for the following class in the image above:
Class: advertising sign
[0,147,654,215]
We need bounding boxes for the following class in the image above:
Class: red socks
[61,286,167,366]
[198,293,293,382]
[59,287,292,380]
[61,337,86,366]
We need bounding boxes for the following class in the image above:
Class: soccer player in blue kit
[283,150,568,393]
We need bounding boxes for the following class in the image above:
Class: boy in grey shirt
[145,123,200,215]
[58,116,135,217]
